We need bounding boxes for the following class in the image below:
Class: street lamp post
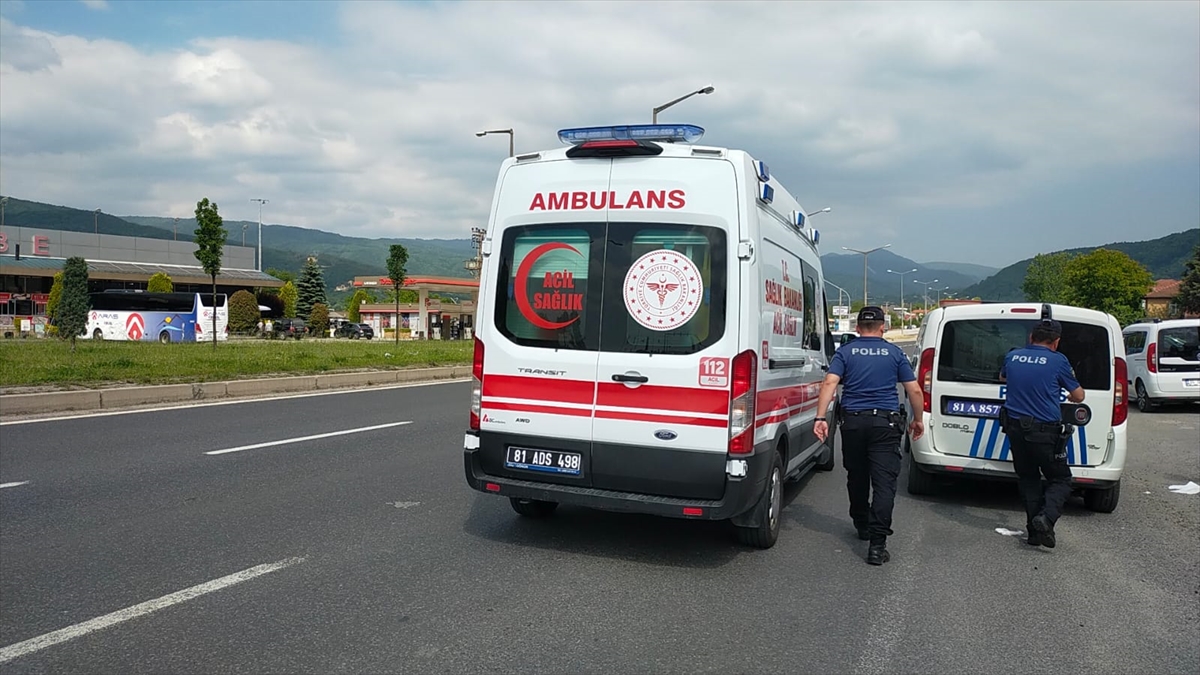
[807,207,832,218]
[652,85,714,123]
[476,129,515,157]
[250,198,268,271]
[842,244,891,306]
[886,268,917,322]
[824,279,851,331]
[173,217,179,241]
[913,278,939,311]
[935,286,951,306]
[1,196,8,229]
[94,209,101,234]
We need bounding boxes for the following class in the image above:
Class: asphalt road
[1,381,1197,674]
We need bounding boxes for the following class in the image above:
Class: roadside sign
[833,306,850,317]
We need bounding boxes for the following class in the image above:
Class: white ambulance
[904,302,1128,512]
[463,124,837,548]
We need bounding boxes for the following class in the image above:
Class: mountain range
[2,197,1192,305]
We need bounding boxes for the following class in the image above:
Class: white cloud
[0,0,1196,265]
[79,0,108,9]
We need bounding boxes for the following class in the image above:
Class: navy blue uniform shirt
[1000,345,1081,424]
[829,337,915,412]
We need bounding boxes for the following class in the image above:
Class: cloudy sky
[1,0,1196,266]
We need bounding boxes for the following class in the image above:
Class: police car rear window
[937,319,1111,390]
[1158,326,1200,361]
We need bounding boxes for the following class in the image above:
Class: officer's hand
[909,419,925,441]
[814,420,829,443]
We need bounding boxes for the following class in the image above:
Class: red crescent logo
[514,241,582,330]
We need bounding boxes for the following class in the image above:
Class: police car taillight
[1113,357,1128,426]
[728,349,758,455]
[918,348,935,414]
[470,337,485,431]
[1146,341,1158,374]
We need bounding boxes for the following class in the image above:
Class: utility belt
[999,407,1073,458]
[838,407,905,426]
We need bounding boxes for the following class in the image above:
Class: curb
[0,366,472,417]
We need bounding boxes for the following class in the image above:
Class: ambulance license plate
[942,397,1003,419]
[1184,379,1200,388]
[505,446,582,476]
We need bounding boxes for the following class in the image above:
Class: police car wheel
[509,497,558,518]
[1135,381,1157,412]
[734,452,783,549]
[1083,480,1120,513]
[905,450,937,496]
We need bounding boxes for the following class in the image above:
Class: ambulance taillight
[728,350,758,455]
[918,348,935,414]
[470,337,484,430]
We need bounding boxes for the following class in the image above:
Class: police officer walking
[999,318,1085,549]
[815,306,925,566]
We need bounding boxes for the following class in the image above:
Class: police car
[1122,318,1200,411]
[463,123,837,548]
[903,302,1128,512]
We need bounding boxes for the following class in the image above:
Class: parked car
[336,322,374,340]
[274,318,307,340]
[1122,318,1200,411]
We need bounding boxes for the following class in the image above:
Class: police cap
[1037,318,1063,336]
[857,306,886,322]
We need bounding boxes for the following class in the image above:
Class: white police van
[463,124,837,548]
[904,302,1128,512]
[1122,318,1200,411]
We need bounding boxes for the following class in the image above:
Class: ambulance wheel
[1135,380,1157,412]
[1084,480,1120,513]
[92,328,103,341]
[509,497,558,518]
[906,450,937,496]
[734,452,783,549]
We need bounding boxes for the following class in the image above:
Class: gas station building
[352,275,479,340]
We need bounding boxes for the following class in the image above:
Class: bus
[83,290,229,343]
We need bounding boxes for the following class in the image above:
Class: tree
[1022,252,1075,304]
[256,291,284,318]
[347,288,373,323]
[1177,245,1200,316]
[1063,248,1154,325]
[296,256,327,320]
[228,290,260,334]
[278,281,298,318]
[266,268,296,284]
[57,257,90,351]
[46,272,64,322]
[309,302,330,336]
[147,272,174,293]
[193,198,228,347]
[386,244,409,345]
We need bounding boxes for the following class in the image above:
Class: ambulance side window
[493,224,604,351]
[800,261,820,351]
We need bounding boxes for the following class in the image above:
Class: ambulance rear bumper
[463,432,770,520]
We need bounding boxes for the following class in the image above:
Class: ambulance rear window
[937,319,1111,390]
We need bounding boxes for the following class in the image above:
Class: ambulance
[463,123,837,548]
[904,302,1128,513]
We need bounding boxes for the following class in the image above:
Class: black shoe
[1025,532,1042,546]
[1031,514,1056,549]
[867,545,890,566]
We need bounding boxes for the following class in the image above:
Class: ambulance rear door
[590,156,740,500]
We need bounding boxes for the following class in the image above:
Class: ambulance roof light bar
[557,124,705,145]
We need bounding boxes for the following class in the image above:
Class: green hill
[921,261,999,282]
[960,229,1200,301]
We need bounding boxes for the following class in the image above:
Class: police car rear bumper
[463,432,770,520]
[909,434,1123,488]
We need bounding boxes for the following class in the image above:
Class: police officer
[999,318,1085,549]
[815,306,925,566]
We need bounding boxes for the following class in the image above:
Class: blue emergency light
[557,124,705,145]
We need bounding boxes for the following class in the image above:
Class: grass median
[0,338,474,390]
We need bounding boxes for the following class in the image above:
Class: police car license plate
[505,446,582,476]
[942,397,1003,419]
[1185,379,1200,388]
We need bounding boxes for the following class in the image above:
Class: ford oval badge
[654,429,678,441]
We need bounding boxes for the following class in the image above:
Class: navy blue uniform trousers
[839,414,902,543]
[1002,420,1073,526]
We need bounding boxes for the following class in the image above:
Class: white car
[1122,318,1200,411]
[903,302,1128,513]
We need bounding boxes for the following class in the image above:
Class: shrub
[256,291,284,318]
[308,303,330,335]
[46,272,64,321]
[279,281,298,318]
[58,257,90,350]
[228,289,261,334]
[147,272,174,293]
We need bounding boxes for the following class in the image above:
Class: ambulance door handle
[612,373,649,384]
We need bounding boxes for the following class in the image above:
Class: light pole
[825,279,851,329]
[173,217,179,241]
[652,85,714,123]
[250,198,268,271]
[1,196,8,229]
[476,129,514,157]
[242,223,248,247]
[935,286,951,306]
[94,209,101,234]
[913,278,939,311]
[842,244,891,306]
[807,207,832,218]
[886,268,917,320]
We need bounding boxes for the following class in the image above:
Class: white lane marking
[0,378,469,427]
[0,481,30,489]
[205,421,412,456]
[0,556,305,664]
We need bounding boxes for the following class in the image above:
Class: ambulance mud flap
[728,445,776,528]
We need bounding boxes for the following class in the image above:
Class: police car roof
[933,302,1117,325]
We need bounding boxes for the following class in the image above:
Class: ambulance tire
[734,452,783,549]
[1084,480,1120,513]
[509,497,558,518]
[906,449,937,496]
